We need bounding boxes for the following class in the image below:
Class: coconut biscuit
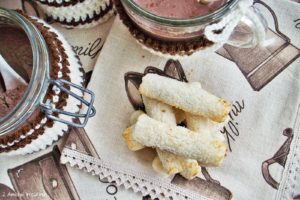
[143,97,200,178]
[132,114,227,166]
[139,74,231,122]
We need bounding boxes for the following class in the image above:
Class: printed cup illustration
[115,0,268,56]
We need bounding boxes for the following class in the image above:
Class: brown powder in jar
[0,85,27,118]
[0,26,32,117]
[0,26,33,82]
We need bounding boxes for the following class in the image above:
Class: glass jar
[0,8,95,142]
[120,0,268,47]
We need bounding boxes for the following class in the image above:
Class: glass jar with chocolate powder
[0,8,95,153]
[116,0,268,55]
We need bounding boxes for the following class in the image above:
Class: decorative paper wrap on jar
[0,8,95,156]
[115,0,268,57]
[35,0,115,28]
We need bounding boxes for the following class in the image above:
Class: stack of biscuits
[123,73,231,180]
[35,0,114,28]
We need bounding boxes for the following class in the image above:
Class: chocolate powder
[0,85,27,118]
[0,26,32,82]
[0,26,32,117]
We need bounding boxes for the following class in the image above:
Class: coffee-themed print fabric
[0,1,141,200]
[61,0,300,199]
[0,0,299,200]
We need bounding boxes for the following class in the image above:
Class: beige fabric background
[69,0,300,199]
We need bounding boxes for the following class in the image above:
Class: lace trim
[61,147,213,200]
[276,104,300,200]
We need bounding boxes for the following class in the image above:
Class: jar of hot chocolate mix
[115,0,268,56]
[0,8,95,155]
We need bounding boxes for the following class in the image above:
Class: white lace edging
[276,104,300,200]
[61,147,214,200]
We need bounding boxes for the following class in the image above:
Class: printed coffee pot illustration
[217,0,300,91]
[125,60,232,200]
[262,128,294,189]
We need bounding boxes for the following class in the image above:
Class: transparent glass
[0,8,50,136]
[121,0,267,46]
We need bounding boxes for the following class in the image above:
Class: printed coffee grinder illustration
[217,0,300,91]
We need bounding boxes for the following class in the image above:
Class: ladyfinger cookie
[132,114,227,166]
[122,126,144,151]
[130,110,145,125]
[143,96,177,125]
[186,114,227,166]
[152,156,168,176]
[186,114,228,139]
[157,150,200,179]
[174,108,186,124]
[123,110,145,151]
[139,74,231,122]
[143,97,199,178]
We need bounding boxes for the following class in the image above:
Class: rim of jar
[121,0,240,26]
[0,8,50,136]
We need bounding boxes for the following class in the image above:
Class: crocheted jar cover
[114,0,213,56]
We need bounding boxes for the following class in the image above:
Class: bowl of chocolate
[0,8,95,155]
[115,0,268,56]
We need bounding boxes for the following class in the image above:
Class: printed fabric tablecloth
[60,0,300,200]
